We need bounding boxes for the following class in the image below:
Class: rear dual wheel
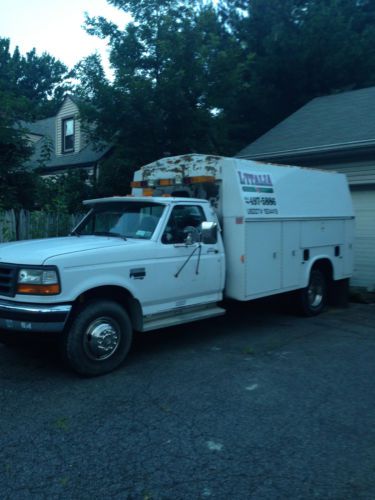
[299,269,327,316]
[60,300,133,376]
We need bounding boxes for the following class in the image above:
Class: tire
[299,269,327,316]
[0,331,21,348]
[60,300,133,376]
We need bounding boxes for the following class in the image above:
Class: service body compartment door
[282,221,301,288]
[245,221,282,296]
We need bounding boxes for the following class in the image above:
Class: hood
[0,236,140,265]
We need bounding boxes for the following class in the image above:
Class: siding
[350,190,375,291]
[306,159,375,186]
[56,98,81,156]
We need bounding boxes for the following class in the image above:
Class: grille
[0,264,17,297]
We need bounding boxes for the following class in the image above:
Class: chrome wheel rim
[308,277,324,308]
[83,317,121,361]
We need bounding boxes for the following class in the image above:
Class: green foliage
[37,170,94,213]
[2,1,375,208]
[0,38,70,121]
[76,0,375,172]
[94,148,135,197]
[0,38,71,210]
[0,41,34,207]
[76,0,241,189]
[221,0,375,143]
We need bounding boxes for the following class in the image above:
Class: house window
[62,117,74,152]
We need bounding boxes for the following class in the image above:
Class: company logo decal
[237,171,274,193]
[238,170,278,216]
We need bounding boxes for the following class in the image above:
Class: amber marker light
[131,180,149,188]
[158,178,175,186]
[184,175,216,184]
[142,188,154,196]
[17,284,61,295]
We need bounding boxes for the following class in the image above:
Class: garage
[351,189,375,291]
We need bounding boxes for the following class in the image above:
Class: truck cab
[0,196,225,375]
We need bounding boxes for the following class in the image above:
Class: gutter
[237,138,375,161]
[38,161,97,174]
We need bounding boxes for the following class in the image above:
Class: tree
[220,0,375,144]
[0,38,70,209]
[0,39,34,209]
[36,170,94,213]
[15,47,71,119]
[75,0,375,191]
[75,0,241,194]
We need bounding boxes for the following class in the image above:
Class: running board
[141,305,226,332]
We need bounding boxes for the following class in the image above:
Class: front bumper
[0,299,72,333]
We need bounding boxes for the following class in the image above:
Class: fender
[302,255,335,287]
[60,272,142,305]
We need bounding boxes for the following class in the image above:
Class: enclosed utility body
[0,154,354,375]
[132,154,354,302]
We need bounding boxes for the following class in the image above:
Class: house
[237,86,375,292]
[24,95,111,178]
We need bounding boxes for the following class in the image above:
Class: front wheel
[299,269,327,316]
[60,300,133,376]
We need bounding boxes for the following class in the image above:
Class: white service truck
[0,155,354,375]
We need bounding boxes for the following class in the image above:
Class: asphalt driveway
[1,299,375,499]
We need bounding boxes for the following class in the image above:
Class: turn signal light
[131,180,149,188]
[158,178,175,186]
[184,175,215,184]
[17,284,61,295]
[142,188,154,196]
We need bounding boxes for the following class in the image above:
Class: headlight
[17,268,60,295]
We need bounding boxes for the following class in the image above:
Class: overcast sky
[0,0,131,72]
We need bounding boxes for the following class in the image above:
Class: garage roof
[237,86,375,160]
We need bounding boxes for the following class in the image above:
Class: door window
[162,205,206,244]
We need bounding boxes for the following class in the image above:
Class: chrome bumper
[0,300,72,333]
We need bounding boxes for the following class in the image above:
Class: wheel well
[312,258,333,283]
[69,286,143,331]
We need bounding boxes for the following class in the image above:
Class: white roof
[83,196,208,206]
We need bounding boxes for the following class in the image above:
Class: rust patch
[180,155,194,162]
[206,155,222,161]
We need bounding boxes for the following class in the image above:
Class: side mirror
[200,221,218,244]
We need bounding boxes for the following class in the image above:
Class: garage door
[351,189,375,291]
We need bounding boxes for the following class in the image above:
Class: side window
[162,205,206,244]
[62,117,75,153]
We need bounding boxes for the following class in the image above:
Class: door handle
[207,248,218,254]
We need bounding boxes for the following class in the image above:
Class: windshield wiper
[93,231,127,240]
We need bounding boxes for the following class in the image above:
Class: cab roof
[83,196,208,206]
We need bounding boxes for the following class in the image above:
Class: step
[142,305,226,332]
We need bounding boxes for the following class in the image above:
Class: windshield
[75,202,165,240]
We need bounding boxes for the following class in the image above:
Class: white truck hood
[0,236,139,265]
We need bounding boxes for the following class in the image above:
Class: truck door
[149,204,223,314]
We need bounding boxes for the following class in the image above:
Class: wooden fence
[0,210,83,243]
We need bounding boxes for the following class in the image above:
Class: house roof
[237,86,375,160]
[28,138,111,172]
[24,116,55,138]
[22,112,110,172]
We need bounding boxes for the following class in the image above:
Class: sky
[0,0,131,72]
